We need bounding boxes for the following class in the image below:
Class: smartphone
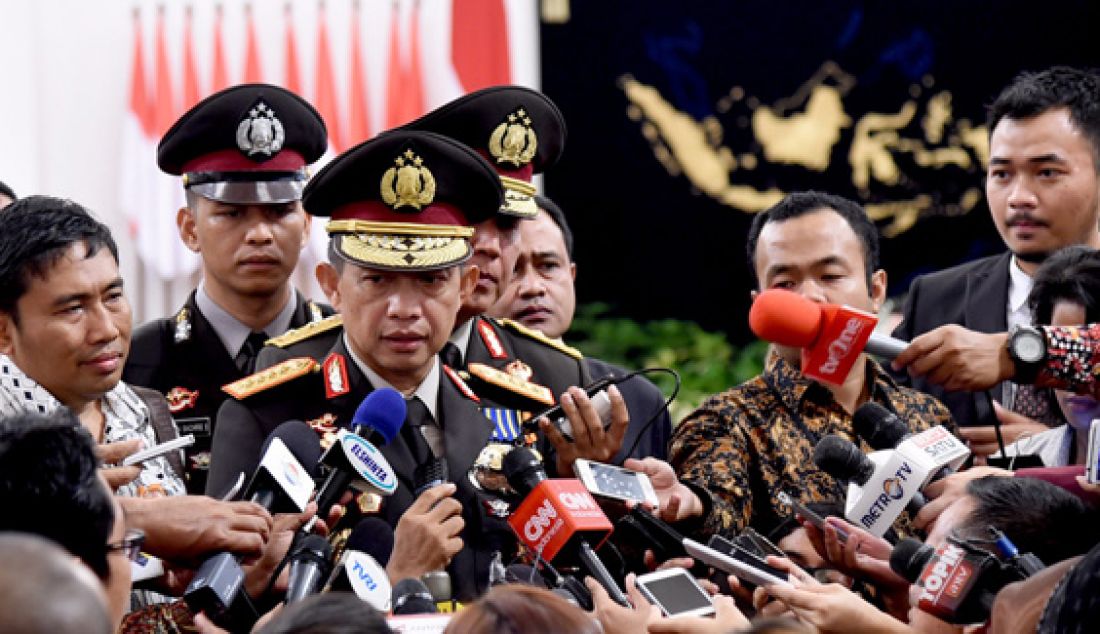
[706,534,793,587]
[1088,419,1100,484]
[121,434,195,467]
[778,491,849,543]
[684,538,790,587]
[634,568,715,618]
[574,458,659,507]
[525,378,615,440]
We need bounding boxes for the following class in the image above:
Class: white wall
[0,0,540,321]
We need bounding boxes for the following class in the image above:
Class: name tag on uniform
[175,417,212,439]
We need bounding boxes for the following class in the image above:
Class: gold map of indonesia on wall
[620,62,989,238]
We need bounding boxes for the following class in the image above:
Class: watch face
[1015,333,1044,363]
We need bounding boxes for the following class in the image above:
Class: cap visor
[189,180,305,205]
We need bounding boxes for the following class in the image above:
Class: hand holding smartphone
[634,568,715,618]
[573,458,659,507]
[121,435,195,467]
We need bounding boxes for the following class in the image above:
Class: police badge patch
[236,100,285,158]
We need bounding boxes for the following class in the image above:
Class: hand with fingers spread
[959,402,1049,460]
[120,495,273,564]
[586,574,660,634]
[752,555,818,619]
[801,516,910,620]
[892,325,1013,392]
[96,439,143,490]
[386,483,464,582]
[912,466,1011,530]
[624,457,704,523]
[542,385,629,476]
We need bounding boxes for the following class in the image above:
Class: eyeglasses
[106,528,145,562]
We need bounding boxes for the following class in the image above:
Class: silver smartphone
[573,458,660,507]
[634,568,715,618]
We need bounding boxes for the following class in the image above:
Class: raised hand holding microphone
[387,482,464,583]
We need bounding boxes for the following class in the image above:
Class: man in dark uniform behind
[123,84,335,493]
[207,130,628,600]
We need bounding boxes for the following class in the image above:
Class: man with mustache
[892,67,1100,454]
[124,84,335,493]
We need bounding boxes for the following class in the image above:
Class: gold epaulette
[265,315,344,348]
[496,318,583,360]
[222,357,320,400]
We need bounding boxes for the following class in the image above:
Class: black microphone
[391,578,438,615]
[889,537,1015,624]
[813,434,928,512]
[285,534,333,604]
[327,518,394,611]
[314,388,406,519]
[185,421,320,624]
[854,403,957,481]
[412,456,453,602]
[502,448,630,607]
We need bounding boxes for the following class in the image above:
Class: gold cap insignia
[488,109,538,167]
[381,149,436,210]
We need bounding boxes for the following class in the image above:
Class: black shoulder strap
[130,385,186,481]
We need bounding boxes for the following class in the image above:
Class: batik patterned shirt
[670,353,955,537]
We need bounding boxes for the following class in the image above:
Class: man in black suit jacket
[893,67,1100,451]
[124,84,334,493]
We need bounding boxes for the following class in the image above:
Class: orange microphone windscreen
[748,289,824,347]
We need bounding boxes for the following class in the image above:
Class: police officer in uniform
[124,84,334,493]
[260,87,625,479]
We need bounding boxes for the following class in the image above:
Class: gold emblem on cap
[489,108,538,167]
[381,149,436,210]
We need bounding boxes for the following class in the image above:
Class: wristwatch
[1007,324,1047,383]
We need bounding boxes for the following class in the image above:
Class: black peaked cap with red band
[303,130,503,271]
[158,83,327,204]
[400,85,565,218]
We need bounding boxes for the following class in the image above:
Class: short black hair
[0,196,119,323]
[963,476,1096,565]
[988,66,1100,168]
[0,410,115,579]
[0,534,113,634]
[0,180,15,203]
[1028,246,1100,325]
[256,592,391,634]
[533,194,575,260]
[746,191,880,287]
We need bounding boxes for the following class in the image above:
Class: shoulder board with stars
[443,365,480,403]
[222,357,319,400]
[265,314,344,348]
[468,362,555,406]
[495,318,583,360]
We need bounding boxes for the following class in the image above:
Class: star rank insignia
[381,149,436,210]
[488,108,538,167]
[236,100,286,158]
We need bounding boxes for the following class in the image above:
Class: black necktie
[440,342,463,369]
[402,396,435,464]
[236,331,268,375]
